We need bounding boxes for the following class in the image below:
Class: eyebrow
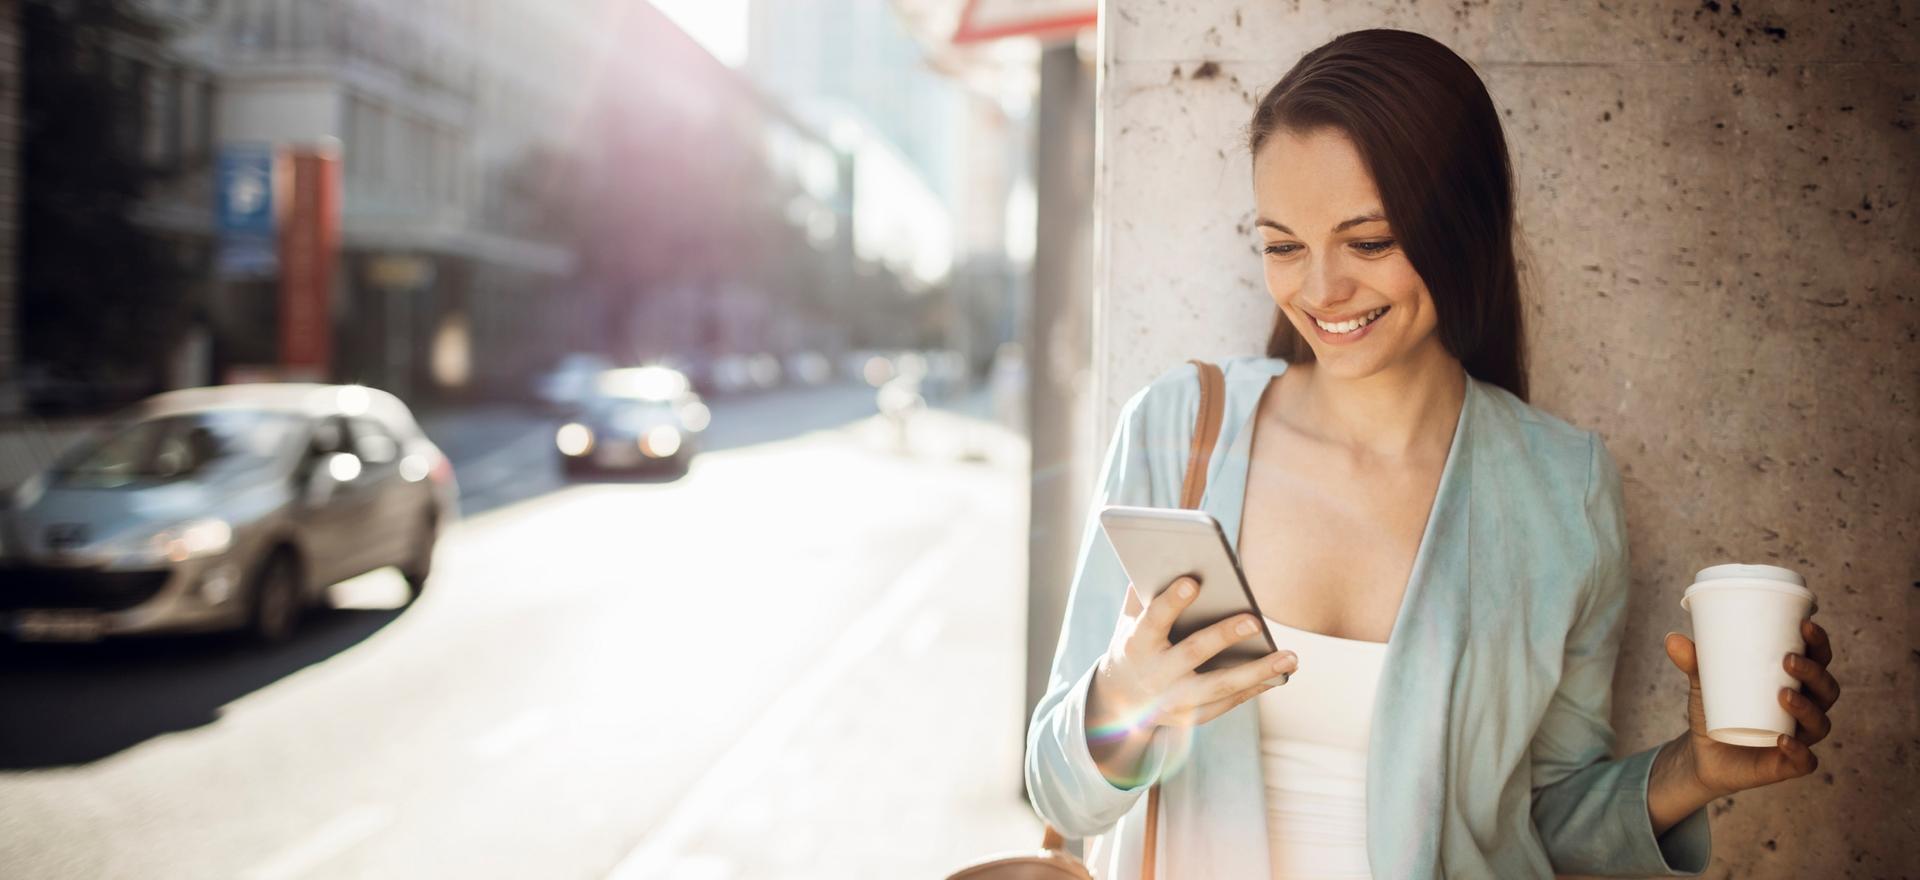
[1255,212,1387,236]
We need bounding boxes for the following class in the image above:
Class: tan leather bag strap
[1037,359,1225,880]
[1179,359,1226,510]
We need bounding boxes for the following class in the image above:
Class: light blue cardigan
[1025,355,1714,879]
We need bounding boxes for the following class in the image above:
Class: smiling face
[1252,126,1446,379]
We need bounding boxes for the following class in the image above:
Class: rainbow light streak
[1085,706,1158,746]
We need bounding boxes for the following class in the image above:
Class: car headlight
[118,518,233,565]
[642,425,681,458]
[678,401,710,432]
[557,422,594,456]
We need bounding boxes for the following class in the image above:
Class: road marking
[239,804,394,880]
[604,505,984,879]
[470,709,553,761]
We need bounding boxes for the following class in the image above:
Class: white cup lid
[1683,563,1815,615]
[1693,563,1805,587]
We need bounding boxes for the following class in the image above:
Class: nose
[1297,251,1357,312]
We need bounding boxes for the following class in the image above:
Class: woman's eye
[1354,239,1396,254]
[1262,243,1299,256]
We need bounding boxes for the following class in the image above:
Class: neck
[1284,341,1467,462]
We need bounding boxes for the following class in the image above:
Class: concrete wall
[1092,2,1917,876]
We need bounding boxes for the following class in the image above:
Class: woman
[1023,29,1841,879]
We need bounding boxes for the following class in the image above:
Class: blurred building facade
[10,0,923,413]
[0,0,18,415]
[576,4,865,375]
[163,0,582,402]
[12,0,220,412]
[749,0,1033,374]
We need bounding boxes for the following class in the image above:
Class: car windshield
[589,398,676,425]
[594,367,687,401]
[54,410,301,488]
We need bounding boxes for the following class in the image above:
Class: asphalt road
[0,383,1041,879]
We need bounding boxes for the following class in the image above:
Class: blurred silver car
[555,366,709,476]
[0,384,459,644]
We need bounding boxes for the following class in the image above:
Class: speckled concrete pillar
[1092,2,1917,876]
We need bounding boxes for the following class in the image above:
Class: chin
[1309,353,1386,379]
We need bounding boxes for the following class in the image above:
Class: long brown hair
[1247,29,1529,402]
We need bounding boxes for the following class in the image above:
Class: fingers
[1778,686,1833,746]
[1183,681,1275,727]
[1181,649,1299,706]
[1156,650,1298,728]
[1801,618,1833,667]
[1663,632,1699,679]
[1164,612,1268,679]
[1784,651,1841,711]
[1773,730,1819,778]
[1131,576,1200,649]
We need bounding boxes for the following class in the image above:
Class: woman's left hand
[1662,618,1839,797]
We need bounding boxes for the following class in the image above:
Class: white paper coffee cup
[1680,563,1817,747]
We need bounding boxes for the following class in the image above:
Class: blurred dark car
[0,384,459,644]
[554,366,709,476]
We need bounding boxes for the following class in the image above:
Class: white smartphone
[1097,505,1282,679]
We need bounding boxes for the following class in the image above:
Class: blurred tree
[20,0,192,409]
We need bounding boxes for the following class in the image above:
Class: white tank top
[1256,616,1390,880]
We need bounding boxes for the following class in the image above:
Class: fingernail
[1237,619,1257,635]
[1177,579,1195,598]
[1272,653,1295,672]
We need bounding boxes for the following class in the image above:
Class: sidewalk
[606,405,1047,879]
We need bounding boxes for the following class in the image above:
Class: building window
[178,73,205,161]
[364,100,385,184]
[142,65,175,167]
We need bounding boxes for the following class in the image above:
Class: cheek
[1262,261,1301,302]
[1384,260,1427,303]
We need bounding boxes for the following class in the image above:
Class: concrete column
[1024,41,1097,741]
[1097,3,1915,875]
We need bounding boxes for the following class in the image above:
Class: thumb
[1664,631,1699,680]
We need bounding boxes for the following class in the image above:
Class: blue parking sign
[217,143,277,277]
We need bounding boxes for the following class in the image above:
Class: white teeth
[1314,307,1385,334]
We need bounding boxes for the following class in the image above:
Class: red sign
[952,0,1095,44]
[278,148,340,380]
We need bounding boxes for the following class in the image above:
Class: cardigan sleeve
[1528,433,1713,877]
[1024,376,1186,838]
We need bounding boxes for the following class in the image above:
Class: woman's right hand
[1087,575,1299,737]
